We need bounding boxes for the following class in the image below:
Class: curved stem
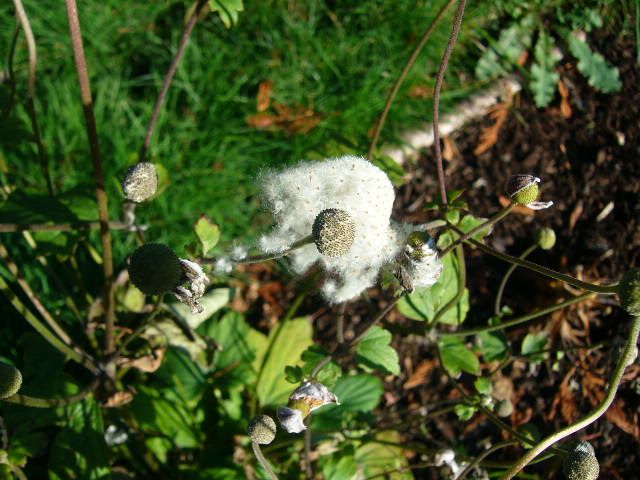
[139,0,207,162]
[500,314,640,480]
[494,243,537,316]
[442,292,594,337]
[367,0,456,159]
[457,440,519,480]
[304,416,313,479]
[433,0,467,205]
[235,236,314,265]
[251,441,278,480]
[440,203,515,258]
[431,245,465,325]
[65,0,115,359]
[12,0,53,195]
[0,220,145,233]
[3,380,98,408]
[0,275,99,374]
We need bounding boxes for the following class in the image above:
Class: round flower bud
[495,398,513,418]
[505,175,540,206]
[122,162,158,203]
[128,243,182,295]
[563,442,599,480]
[312,209,356,257]
[619,269,640,316]
[535,227,556,250]
[0,362,22,399]
[248,415,277,445]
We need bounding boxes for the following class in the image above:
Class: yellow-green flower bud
[535,227,556,250]
[248,415,277,445]
[128,243,182,295]
[619,269,640,316]
[0,363,22,399]
[505,175,539,205]
[312,209,356,257]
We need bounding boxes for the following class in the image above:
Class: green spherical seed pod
[535,227,556,250]
[563,449,599,480]
[312,209,356,257]
[128,243,182,295]
[495,398,513,418]
[505,174,539,206]
[248,415,277,445]
[0,363,22,399]
[619,269,640,316]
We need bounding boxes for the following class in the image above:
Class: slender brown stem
[0,220,144,233]
[65,0,115,359]
[367,0,456,159]
[336,303,347,345]
[433,0,467,204]
[12,0,53,195]
[494,243,537,316]
[139,0,207,162]
[457,440,519,480]
[252,441,278,480]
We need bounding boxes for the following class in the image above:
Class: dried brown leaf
[403,359,437,390]
[475,103,510,156]
[558,79,572,118]
[103,390,134,408]
[606,399,640,441]
[257,80,273,112]
[569,200,584,233]
[119,347,166,373]
[408,85,433,99]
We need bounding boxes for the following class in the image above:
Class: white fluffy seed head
[122,162,158,202]
[312,208,356,257]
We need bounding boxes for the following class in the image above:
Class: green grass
[1,0,490,263]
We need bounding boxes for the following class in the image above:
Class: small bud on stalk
[505,175,553,210]
[312,209,356,257]
[122,162,158,203]
[248,415,277,445]
[0,363,22,399]
[535,227,556,250]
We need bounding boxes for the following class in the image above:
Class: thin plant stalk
[500,314,640,480]
[367,0,456,159]
[456,440,519,480]
[440,203,516,257]
[433,0,467,204]
[251,441,278,480]
[431,244,465,325]
[0,275,98,374]
[11,0,53,195]
[2,379,98,408]
[202,236,314,265]
[139,0,208,162]
[65,0,116,358]
[441,292,595,337]
[304,417,313,479]
[494,243,537,316]
[0,220,145,233]
[1,25,20,121]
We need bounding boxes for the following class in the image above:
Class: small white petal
[527,201,554,210]
[277,407,306,433]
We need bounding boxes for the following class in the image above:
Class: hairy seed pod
[563,441,599,480]
[128,243,182,295]
[619,269,640,316]
[0,362,22,399]
[535,227,556,250]
[122,162,158,203]
[505,174,539,206]
[248,415,277,445]
[312,209,356,257]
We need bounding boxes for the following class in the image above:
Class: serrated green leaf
[567,32,621,93]
[320,445,357,480]
[530,31,561,107]
[255,318,313,406]
[454,403,477,421]
[397,253,469,325]
[438,337,480,377]
[474,377,492,396]
[521,332,548,362]
[209,0,244,28]
[328,374,383,413]
[476,18,534,80]
[194,214,221,256]
[285,365,303,384]
[300,345,342,388]
[356,327,400,375]
[478,330,509,362]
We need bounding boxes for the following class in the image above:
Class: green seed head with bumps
[619,269,640,316]
[0,363,22,399]
[248,415,277,445]
[312,208,356,257]
[563,441,599,480]
[505,175,540,206]
[128,243,182,295]
[122,162,158,203]
[535,227,556,250]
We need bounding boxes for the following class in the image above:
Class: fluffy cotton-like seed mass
[260,155,401,303]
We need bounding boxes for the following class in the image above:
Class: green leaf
[255,318,313,406]
[356,327,400,375]
[371,154,407,187]
[300,345,342,388]
[567,32,621,93]
[194,214,221,256]
[521,332,548,362]
[320,445,358,480]
[438,336,480,377]
[397,253,469,325]
[474,377,492,396]
[476,17,534,80]
[478,330,510,362]
[285,365,304,384]
[48,399,110,480]
[454,403,477,421]
[209,0,244,28]
[329,374,384,413]
[355,431,412,479]
[153,162,170,196]
[155,347,206,402]
[530,31,561,107]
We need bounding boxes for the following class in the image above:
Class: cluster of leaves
[476,0,621,107]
